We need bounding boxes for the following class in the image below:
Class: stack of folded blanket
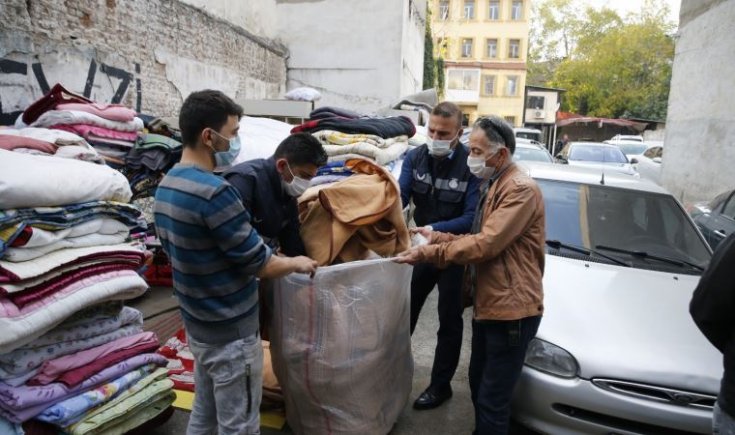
[0,149,175,433]
[16,84,144,168]
[0,126,103,164]
[293,108,416,166]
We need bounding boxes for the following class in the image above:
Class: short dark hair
[473,116,516,155]
[431,101,463,129]
[179,90,243,147]
[274,133,328,167]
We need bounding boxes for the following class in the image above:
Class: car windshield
[516,132,541,141]
[538,179,711,273]
[514,147,553,163]
[569,145,628,163]
[617,143,649,156]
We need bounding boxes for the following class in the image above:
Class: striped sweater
[153,164,271,343]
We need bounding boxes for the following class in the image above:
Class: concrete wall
[0,0,287,124]
[661,0,735,203]
[276,0,425,114]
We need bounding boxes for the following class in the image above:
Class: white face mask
[467,150,499,180]
[426,134,456,157]
[283,162,310,197]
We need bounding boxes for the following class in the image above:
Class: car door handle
[714,230,727,238]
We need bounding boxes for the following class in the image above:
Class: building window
[464,0,475,19]
[483,75,496,95]
[488,0,499,20]
[504,116,517,126]
[439,0,449,20]
[509,39,521,59]
[506,76,519,96]
[447,69,480,91]
[461,38,474,58]
[527,95,545,109]
[486,38,498,58]
[511,0,523,20]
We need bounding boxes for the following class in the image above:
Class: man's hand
[291,256,318,277]
[394,247,423,265]
[410,226,434,244]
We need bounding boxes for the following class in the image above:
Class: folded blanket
[20,84,91,125]
[3,231,129,262]
[50,124,138,142]
[9,219,128,249]
[34,364,155,425]
[0,243,145,283]
[309,106,363,120]
[0,324,143,383]
[0,127,89,147]
[65,368,170,433]
[8,263,141,308]
[311,130,407,148]
[292,115,415,139]
[31,110,143,132]
[0,272,148,354]
[323,141,408,166]
[72,388,175,435]
[0,135,57,154]
[0,202,142,236]
[0,306,142,377]
[30,332,158,386]
[135,133,182,151]
[53,145,105,164]
[55,103,136,123]
[0,354,166,416]
[0,149,132,209]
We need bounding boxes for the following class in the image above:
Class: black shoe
[413,386,453,410]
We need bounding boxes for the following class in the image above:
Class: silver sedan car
[512,163,719,434]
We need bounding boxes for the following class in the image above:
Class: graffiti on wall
[0,55,141,125]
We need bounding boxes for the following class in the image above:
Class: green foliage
[436,57,445,97]
[423,6,436,90]
[530,0,675,120]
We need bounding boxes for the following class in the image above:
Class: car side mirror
[555,155,567,164]
[630,158,639,164]
[652,157,662,164]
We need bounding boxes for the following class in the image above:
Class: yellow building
[430,0,530,127]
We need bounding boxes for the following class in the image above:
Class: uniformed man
[398,101,479,410]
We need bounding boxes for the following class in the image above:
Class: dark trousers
[410,263,465,391]
[470,316,541,435]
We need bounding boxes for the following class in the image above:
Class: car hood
[539,255,721,394]
[567,161,636,175]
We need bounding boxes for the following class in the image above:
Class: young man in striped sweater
[154,90,318,435]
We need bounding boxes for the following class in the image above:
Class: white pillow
[285,87,322,102]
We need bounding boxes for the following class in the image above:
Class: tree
[436,57,445,97]
[423,7,435,90]
[530,0,675,119]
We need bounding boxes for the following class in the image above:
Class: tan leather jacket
[417,163,545,321]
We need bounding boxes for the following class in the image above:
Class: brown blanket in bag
[298,158,410,266]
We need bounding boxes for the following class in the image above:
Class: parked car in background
[514,139,554,164]
[556,142,638,176]
[514,127,543,143]
[607,134,644,143]
[688,189,735,250]
[512,162,717,435]
[605,140,651,159]
[631,144,664,184]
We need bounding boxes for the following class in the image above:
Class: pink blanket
[56,103,136,122]
[0,136,57,154]
[50,124,138,141]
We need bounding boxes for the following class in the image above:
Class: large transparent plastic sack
[271,258,413,435]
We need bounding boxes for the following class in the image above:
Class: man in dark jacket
[691,233,735,434]
[224,133,327,256]
[398,101,479,410]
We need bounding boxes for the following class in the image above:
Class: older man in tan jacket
[396,116,545,435]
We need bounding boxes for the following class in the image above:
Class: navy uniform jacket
[224,157,306,256]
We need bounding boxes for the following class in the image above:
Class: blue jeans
[714,401,735,435]
[187,332,263,435]
[470,316,541,435]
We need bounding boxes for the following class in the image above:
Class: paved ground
[132,287,534,434]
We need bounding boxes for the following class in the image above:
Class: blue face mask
[210,130,241,170]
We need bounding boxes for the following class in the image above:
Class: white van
[514,127,543,143]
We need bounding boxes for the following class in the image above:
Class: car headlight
[524,338,579,378]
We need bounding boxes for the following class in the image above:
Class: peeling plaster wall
[0,0,287,124]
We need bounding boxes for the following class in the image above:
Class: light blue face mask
[210,130,241,169]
